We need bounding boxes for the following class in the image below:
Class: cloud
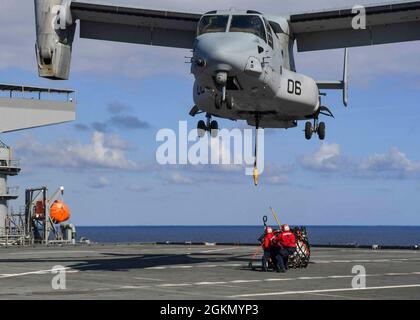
[265,175,289,185]
[299,143,348,172]
[80,116,150,133]
[126,185,154,193]
[88,176,110,189]
[105,135,134,151]
[359,147,420,179]
[263,163,292,185]
[109,115,151,130]
[156,159,293,186]
[300,143,420,179]
[162,171,194,185]
[159,166,243,185]
[90,115,151,133]
[74,123,91,132]
[15,132,139,171]
[107,101,131,115]
[76,102,151,132]
[91,122,110,133]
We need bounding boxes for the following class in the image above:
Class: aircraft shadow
[0,251,256,272]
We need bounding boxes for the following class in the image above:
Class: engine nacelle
[34,0,75,80]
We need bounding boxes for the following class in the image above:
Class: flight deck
[0,244,419,300]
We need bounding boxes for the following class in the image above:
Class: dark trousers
[275,247,296,270]
[262,250,271,271]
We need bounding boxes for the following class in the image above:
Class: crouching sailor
[261,226,275,272]
[272,224,297,273]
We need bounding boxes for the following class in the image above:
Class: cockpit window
[264,19,274,48]
[229,15,266,41]
[198,15,229,36]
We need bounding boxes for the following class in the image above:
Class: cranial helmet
[282,224,291,232]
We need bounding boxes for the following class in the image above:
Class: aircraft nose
[194,33,260,73]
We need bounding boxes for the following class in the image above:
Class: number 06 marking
[287,80,302,96]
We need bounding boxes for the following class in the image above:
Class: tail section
[316,48,349,107]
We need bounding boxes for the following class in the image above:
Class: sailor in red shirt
[261,227,275,272]
[272,224,297,272]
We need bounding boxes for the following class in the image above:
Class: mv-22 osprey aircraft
[34,0,420,184]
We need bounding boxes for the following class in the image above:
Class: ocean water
[76,226,420,246]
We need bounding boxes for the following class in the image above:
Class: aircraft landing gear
[305,122,313,140]
[210,119,219,138]
[197,120,207,138]
[318,122,326,140]
[305,119,326,141]
[197,114,219,138]
[215,95,234,110]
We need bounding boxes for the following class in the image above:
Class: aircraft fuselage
[191,11,320,129]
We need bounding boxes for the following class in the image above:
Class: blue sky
[0,0,420,226]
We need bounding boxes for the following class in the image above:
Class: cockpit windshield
[229,15,266,41]
[198,15,229,36]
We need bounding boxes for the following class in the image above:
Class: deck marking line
[0,267,76,278]
[198,247,240,254]
[313,258,420,264]
[9,251,96,255]
[230,284,420,298]
[134,277,164,282]
[124,271,420,290]
[197,265,219,268]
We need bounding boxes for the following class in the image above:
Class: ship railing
[0,159,20,168]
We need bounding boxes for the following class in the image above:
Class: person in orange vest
[261,226,275,272]
[272,224,297,272]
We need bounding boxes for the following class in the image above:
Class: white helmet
[282,224,291,232]
[265,227,273,234]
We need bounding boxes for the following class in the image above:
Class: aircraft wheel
[197,120,207,138]
[305,122,313,140]
[318,122,326,140]
[210,120,219,138]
